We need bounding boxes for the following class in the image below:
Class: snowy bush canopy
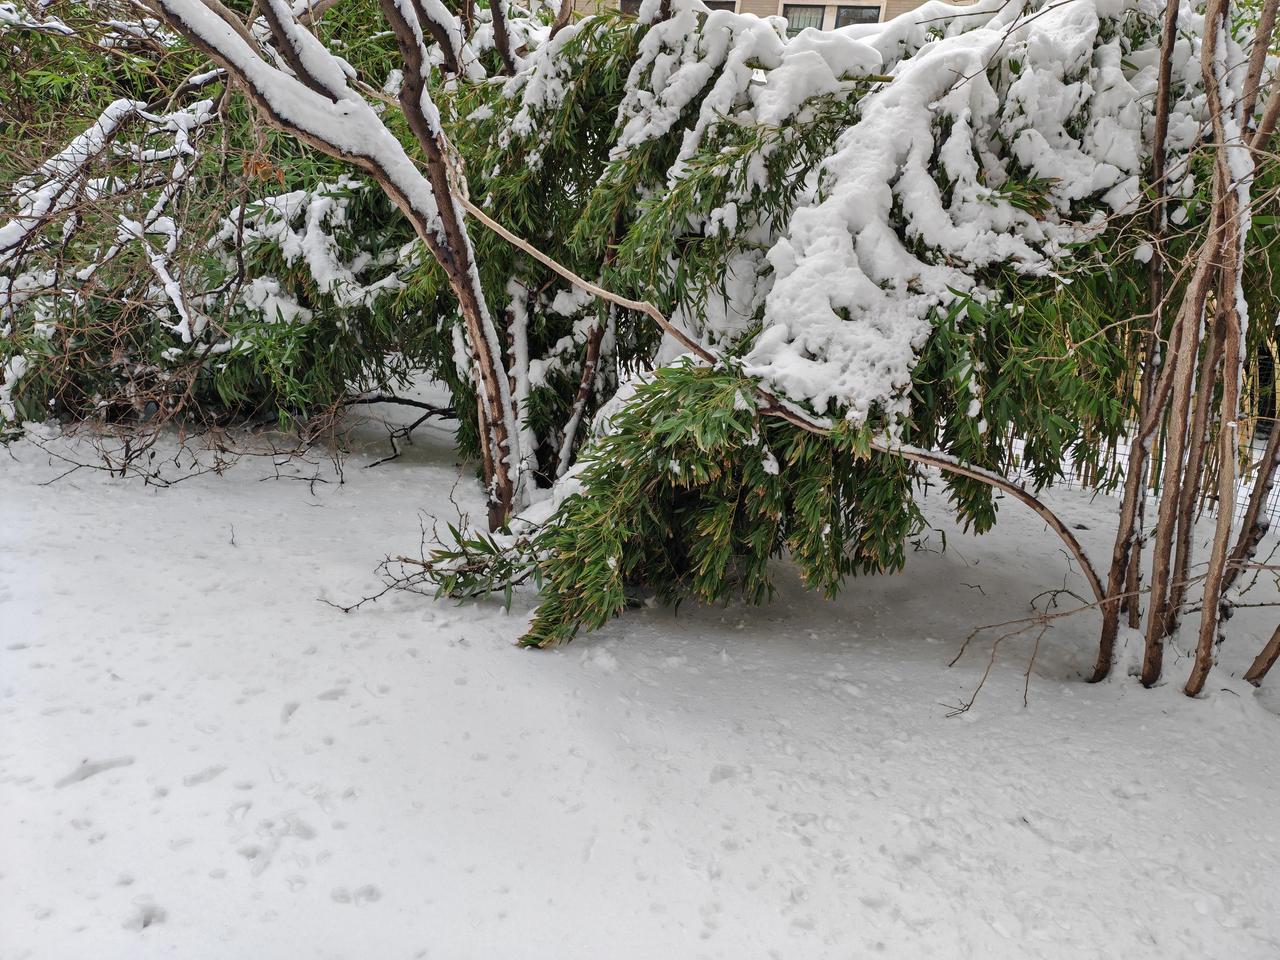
[1,0,1226,433]
[492,0,1212,430]
[1,0,1277,657]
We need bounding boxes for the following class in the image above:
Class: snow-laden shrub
[2,0,1278,642]
[410,0,1280,642]
[0,0,550,440]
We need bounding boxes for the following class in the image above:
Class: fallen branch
[342,393,455,417]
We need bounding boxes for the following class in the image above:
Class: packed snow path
[2,414,1279,959]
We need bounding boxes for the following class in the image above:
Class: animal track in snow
[54,756,134,788]
[182,765,226,787]
[709,764,740,784]
[123,901,166,931]
[331,884,382,905]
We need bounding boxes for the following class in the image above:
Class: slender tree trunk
[1243,622,1280,685]
[1123,512,1145,627]
[1223,420,1280,593]
[1185,0,1248,696]
[1167,315,1225,632]
[1245,1,1280,154]
[1241,0,1279,126]
[556,317,609,478]
[1093,0,1180,679]
[1141,253,1214,685]
[1186,336,1241,697]
[380,0,521,527]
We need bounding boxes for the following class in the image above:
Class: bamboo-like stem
[1253,88,1280,154]
[556,315,608,478]
[1241,0,1279,127]
[1141,254,1212,685]
[1123,462,1146,628]
[1095,0,1180,680]
[1224,422,1280,594]
[1186,0,1247,697]
[1243,622,1280,684]
[1167,313,1225,633]
[489,0,517,75]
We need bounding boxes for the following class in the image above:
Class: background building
[612,0,938,32]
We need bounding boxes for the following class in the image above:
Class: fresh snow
[515,0,1219,429]
[747,0,1175,423]
[3,407,1279,959]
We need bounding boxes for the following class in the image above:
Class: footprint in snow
[55,756,134,788]
[583,647,618,673]
[709,764,739,784]
[182,765,226,787]
[331,884,382,905]
[123,902,166,931]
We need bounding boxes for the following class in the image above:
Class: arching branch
[456,192,1106,607]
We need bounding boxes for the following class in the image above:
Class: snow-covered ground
[3,409,1279,960]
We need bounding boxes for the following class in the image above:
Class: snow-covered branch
[146,0,522,525]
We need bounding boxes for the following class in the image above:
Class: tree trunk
[1140,252,1214,685]
[1167,315,1224,634]
[1093,0,1181,680]
[379,0,521,527]
[1243,623,1280,685]
[1223,421,1280,593]
[1185,0,1247,697]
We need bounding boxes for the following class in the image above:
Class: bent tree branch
[458,193,1106,608]
[145,0,521,529]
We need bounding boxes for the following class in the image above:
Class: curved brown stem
[870,442,1105,606]
[550,0,573,38]
[458,197,1106,609]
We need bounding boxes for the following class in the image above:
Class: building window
[782,4,824,35]
[834,4,880,26]
[704,0,737,9]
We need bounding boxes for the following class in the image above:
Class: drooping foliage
[2,0,1278,645]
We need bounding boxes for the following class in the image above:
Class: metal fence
[1004,430,1280,526]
